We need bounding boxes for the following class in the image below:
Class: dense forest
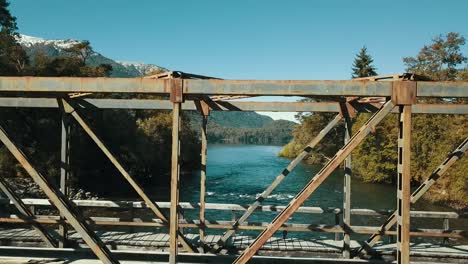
[187,111,296,144]
[0,1,295,197]
[0,1,201,197]
[280,34,468,209]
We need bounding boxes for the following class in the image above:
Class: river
[152,144,465,242]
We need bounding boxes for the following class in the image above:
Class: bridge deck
[0,228,466,260]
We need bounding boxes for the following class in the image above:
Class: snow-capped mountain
[16,34,167,77]
[16,35,80,49]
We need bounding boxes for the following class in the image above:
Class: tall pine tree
[351,46,377,78]
[0,0,28,75]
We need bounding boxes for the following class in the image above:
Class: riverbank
[278,141,467,210]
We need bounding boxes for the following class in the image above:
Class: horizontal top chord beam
[0,77,466,98]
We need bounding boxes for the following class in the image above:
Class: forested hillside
[280,34,468,209]
[187,111,296,144]
[0,1,296,197]
[0,2,199,197]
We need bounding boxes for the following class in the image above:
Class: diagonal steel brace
[211,113,343,252]
[233,100,395,264]
[356,137,468,256]
[0,124,119,264]
[62,99,197,253]
[0,176,58,248]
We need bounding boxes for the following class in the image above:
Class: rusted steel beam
[233,101,395,264]
[58,100,71,248]
[0,77,392,96]
[2,198,464,219]
[0,177,58,248]
[1,216,465,238]
[211,114,343,253]
[63,99,196,253]
[0,125,118,264]
[195,100,209,248]
[356,137,468,255]
[1,97,468,114]
[0,77,467,97]
[417,81,468,97]
[170,102,182,264]
[397,105,411,264]
[340,103,352,259]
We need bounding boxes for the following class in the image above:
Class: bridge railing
[0,198,465,241]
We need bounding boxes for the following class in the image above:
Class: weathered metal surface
[0,177,58,248]
[340,102,352,259]
[64,99,196,253]
[1,217,465,239]
[1,198,464,219]
[184,79,393,96]
[199,113,208,245]
[233,101,395,264]
[396,105,411,264]
[392,81,417,105]
[417,81,468,97]
[0,125,118,264]
[58,100,71,248]
[1,98,468,114]
[169,79,184,103]
[211,114,343,253]
[0,77,467,98]
[170,102,182,264]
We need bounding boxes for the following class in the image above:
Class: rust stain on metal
[392,81,417,105]
[170,79,184,103]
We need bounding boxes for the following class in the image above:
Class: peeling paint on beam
[417,81,468,97]
[1,78,468,98]
[0,77,392,96]
[184,79,393,96]
[0,77,166,93]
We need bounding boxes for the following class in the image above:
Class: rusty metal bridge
[0,73,466,264]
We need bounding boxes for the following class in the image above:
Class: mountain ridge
[17,34,296,144]
[17,34,167,77]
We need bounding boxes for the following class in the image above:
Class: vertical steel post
[59,107,71,248]
[170,101,182,264]
[200,114,208,245]
[397,105,411,264]
[343,115,352,258]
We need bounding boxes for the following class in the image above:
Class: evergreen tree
[351,46,377,78]
[0,0,28,75]
[0,0,17,33]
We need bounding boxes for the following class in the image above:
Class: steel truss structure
[0,73,467,264]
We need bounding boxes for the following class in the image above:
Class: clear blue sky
[10,0,468,121]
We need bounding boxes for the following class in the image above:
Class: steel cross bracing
[62,99,197,254]
[0,176,58,248]
[355,137,468,256]
[232,100,396,264]
[0,74,467,264]
[210,113,343,253]
[0,125,119,264]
